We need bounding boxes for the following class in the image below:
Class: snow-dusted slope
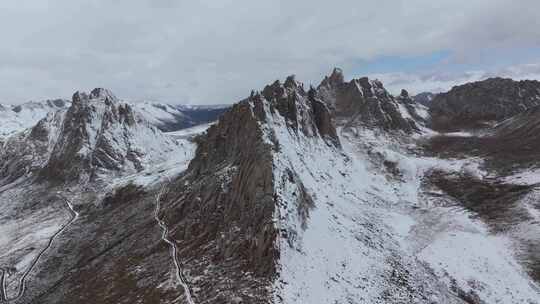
[272,127,539,303]
[153,73,540,303]
[132,102,228,132]
[0,89,209,304]
[0,99,70,138]
[259,81,540,303]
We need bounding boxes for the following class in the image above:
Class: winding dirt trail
[154,180,195,304]
[0,198,78,303]
[0,268,5,302]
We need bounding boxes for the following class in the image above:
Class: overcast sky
[1,0,540,104]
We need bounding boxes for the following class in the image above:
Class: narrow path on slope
[154,180,196,304]
[0,268,5,302]
[0,197,78,303]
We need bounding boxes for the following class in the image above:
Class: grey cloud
[371,63,540,95]
[1,0,540,104]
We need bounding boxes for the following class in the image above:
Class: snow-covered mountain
[0,98,228,140]
[1,71,540,304]
[0,88,189,185]
[0,99,70,138]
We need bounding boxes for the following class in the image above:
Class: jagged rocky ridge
[0,88,182,185]
[317,68,427,133]
[157,76,339,302]
[154,71,540,303]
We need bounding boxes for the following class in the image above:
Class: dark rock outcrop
[317,68,421,133]
[309,88,340,146]
[162,100,276,303]
[396,89,428,124]
[261,75,340,146]
[429,78,540,131]
[158,75,341,303]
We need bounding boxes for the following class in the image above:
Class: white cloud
[371,63,540,95]
[1,0,540,103]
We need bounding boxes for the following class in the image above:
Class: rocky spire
[400,89,409,98]
[38,88,176,183]
[308,87,340,147]
[317,70,422,133]
[320,67,345,88]
[89,88,117,100]
[284,74,299,89]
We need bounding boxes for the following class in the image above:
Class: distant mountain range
[0,98,228,138]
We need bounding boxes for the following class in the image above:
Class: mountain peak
[330,67,344,83]
[250,76,340,147]
[400,89,410,98]
[284,74,299,89]
[73,88,117,106]
[38,89,180,183]
[320,67,345,88]
[316,71,423,133]
[72,91,88,104]
[90,88,117,101]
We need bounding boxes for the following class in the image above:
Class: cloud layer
[373,63,540,95]
[1,0,540,103]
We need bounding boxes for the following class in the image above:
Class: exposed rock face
[42,89,139,181]
[309,88,340,146]
[262,75,340,146]
[158,75,340,303]
[396,89,428,124]
[161,101,276,303]
[429,78,540,131]
[317,68,422,133]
